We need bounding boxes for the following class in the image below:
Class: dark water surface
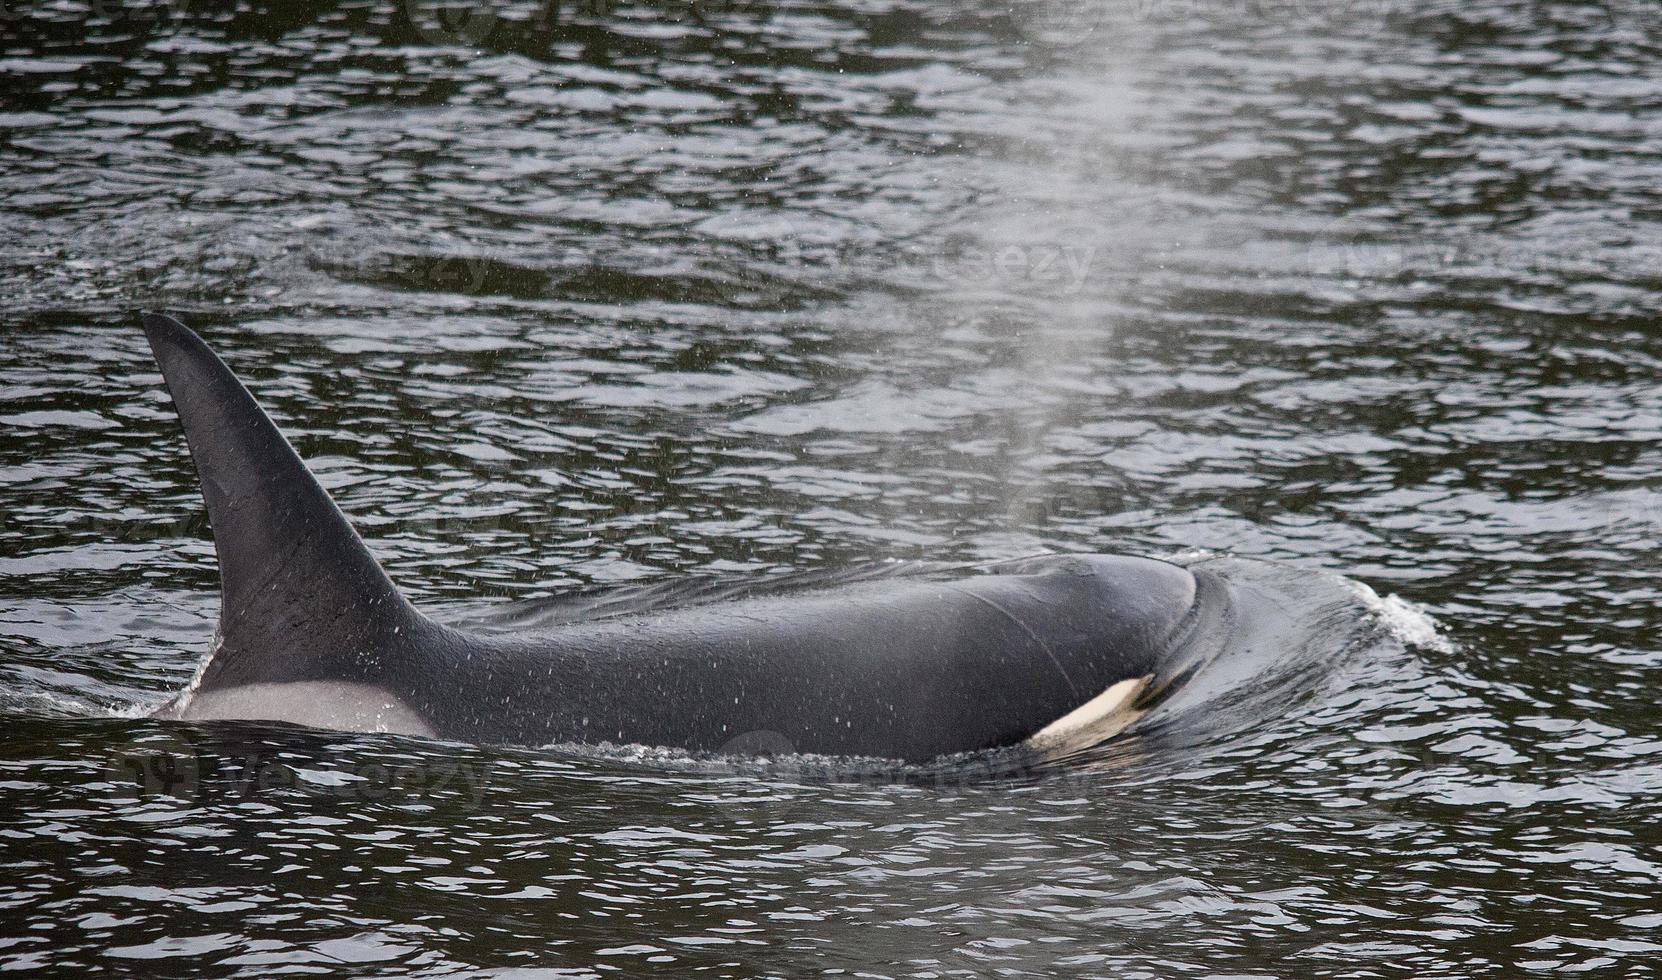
[3,0,1661,975]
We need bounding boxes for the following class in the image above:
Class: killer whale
[138,312,1236,762]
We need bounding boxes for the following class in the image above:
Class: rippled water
[4,0,1661,974]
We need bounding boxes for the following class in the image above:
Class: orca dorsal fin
[141,313,423,692]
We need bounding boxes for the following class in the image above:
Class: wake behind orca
[137,312,1259,762]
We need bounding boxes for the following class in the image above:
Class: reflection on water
[2,0,1661,974]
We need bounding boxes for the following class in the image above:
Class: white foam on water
[1347,579,1454,654]
[547,737,921,780]
[106,698,164,719]
[13,690,106,717]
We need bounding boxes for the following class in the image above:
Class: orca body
[139,314,1235,762]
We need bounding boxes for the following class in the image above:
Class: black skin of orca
[138,313,1231,762]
